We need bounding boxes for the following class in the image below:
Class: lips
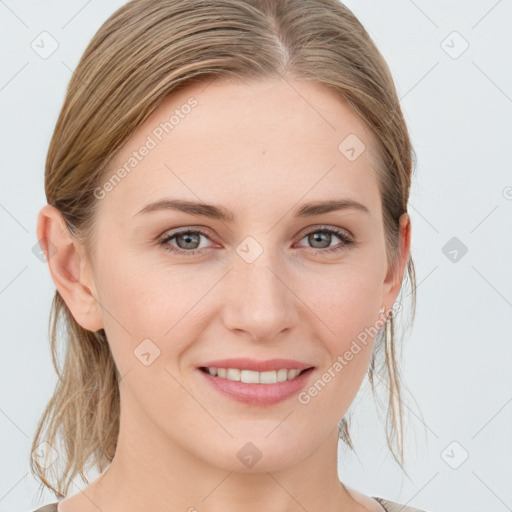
[197,365,315,406]
[197,358,314,372]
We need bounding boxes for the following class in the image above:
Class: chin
[201,436,310,474]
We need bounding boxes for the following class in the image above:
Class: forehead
[98,76,382,220]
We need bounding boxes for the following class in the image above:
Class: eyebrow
[135,198,370,222]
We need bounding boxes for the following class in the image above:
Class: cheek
[95,249,182,329]
[93,252,212,372]
[297,262,383,399]
[301,261,383,342]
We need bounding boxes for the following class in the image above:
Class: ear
[36,204,104,332]
[382,212,412,310]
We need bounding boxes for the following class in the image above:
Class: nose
[220,247,300,343]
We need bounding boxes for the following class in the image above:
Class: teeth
[226,368,241,381]
[204,367,305,384]
[277,368,288,382]
[242,370,260,383]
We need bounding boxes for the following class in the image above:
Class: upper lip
[198,358,314,372]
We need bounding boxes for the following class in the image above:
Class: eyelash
[158,226,356,256]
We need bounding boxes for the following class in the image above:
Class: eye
[159,229,213,256]
[295,226,355,254]
[159,226,356,256]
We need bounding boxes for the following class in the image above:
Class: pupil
[178,233,199,249]
[310,232,330,249]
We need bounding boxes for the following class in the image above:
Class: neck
[79,404,364,512]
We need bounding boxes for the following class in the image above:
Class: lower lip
[197,368,314,406]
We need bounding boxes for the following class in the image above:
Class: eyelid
[296,223,354,240]
[158,225,214,240]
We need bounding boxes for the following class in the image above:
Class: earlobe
[382,212,412,307]
[36,204,104,332]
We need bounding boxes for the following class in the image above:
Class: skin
[37,76,411,512]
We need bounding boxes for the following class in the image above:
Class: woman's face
[79,77,409,472]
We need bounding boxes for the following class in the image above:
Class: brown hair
[31,0,418,499]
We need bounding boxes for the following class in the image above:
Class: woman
[31,0,430,510]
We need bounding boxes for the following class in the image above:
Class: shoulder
[33,498,434,512]
[32,503,59,512]
[373,496,432,512]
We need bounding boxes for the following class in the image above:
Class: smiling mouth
[198,366,314,384]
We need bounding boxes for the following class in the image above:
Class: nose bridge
[222,234,298,339]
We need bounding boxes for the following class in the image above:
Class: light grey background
[1,1,511,511]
